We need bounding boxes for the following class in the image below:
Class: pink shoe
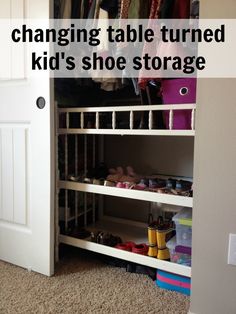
[124,182,136,189]
[116,182,126,188]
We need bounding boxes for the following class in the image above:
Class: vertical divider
[112,111,116,129]
[55,102,59,262]
[149,110,153,130]
[66,112,69,129]
[81,112,84,129]
[130,111,134,130]
[75,134,78,227]
[191,109,195,130]
[84,135,88,227]
[98,135,104,221]
[169,110,174,130]
[96,112,99,129]
[92,135,96,224]
[64,133,68,232]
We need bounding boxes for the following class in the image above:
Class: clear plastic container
[166,236,192,266]
[172,208,192,247]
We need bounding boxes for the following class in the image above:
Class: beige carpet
[0,247,190,314]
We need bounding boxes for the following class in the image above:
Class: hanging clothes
[128,0,151,19]
[191,0,199,19]
[92,6,122,91]
[120,0,131,19]
[100,0,119,18]
[172,0,190,19]
[60,0,72,19]
[138,0,163,90]
[88,0,97,18]
[80,0,91,19]
[60,0,72,30]
[159,0,175,18]
[71,0,81,18]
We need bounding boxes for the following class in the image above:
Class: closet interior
[55,0,199,280]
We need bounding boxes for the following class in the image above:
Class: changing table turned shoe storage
[55,103,196,279]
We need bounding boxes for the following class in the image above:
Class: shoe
[132,244,149,255]
[68,175,80,182]
[104,180,116,187]
[135,179,149,190]
[115,242,135,251]
[166,178,177,189]
[116,182,126,189]
[149,179,166,190]
[156,217,174,261]
[175,180,192,192]
[93,178,104,185]
[148,245,158,257]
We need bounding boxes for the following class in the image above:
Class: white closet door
[0,0,54,276]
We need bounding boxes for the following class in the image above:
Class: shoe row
[90,231,122,247]
[90,231,149,255]
[68,165,193,197]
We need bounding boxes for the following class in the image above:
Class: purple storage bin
[162,78,197,130]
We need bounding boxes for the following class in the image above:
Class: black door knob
[36,97,46,109]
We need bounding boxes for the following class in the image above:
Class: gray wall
[190,1,236,313]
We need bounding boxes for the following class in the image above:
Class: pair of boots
[148,216,174,260]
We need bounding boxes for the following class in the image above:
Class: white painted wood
[59,234,191,278]
[0,8,11,80]
[58,129,195,136]
[130,111,134,129]
[80,112,84,129]
[1,129,14,222]
[58,104,196,113]
[11,0,25,79]
[0,0,54,276]
[0,130,2,219]
[191,109,195,131]
[112,111,116,129]
[149,110,153,130]
[58,105,196,136]
[13,128,27,225]
[169,110,174,130]
[96,112,99,129]
[59,181,193,207]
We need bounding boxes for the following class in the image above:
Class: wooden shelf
[59,181,193,208]
[58,128,195,136]
[59,217,191,278]
[58,104,196,137]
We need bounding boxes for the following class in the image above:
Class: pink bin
[162,78,197,130]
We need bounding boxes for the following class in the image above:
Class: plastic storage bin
[172,208,192,248]
[166,237,192,266]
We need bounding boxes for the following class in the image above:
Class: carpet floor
[0,247,190,314]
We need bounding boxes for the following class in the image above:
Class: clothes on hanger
[120,0,131,19]
[138,0,163,90]
[191,0,199,19]
[172,0,190,19]
[128,0,151,19]
[100,0,119,18]
[138,0,192,90]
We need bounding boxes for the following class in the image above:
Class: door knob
[36,97,46,109]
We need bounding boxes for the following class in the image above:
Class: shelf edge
[59,234,191,278]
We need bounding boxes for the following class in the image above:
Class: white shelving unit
[56,104,195,278]
[58,104,196,136]
[59,181,193,208]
